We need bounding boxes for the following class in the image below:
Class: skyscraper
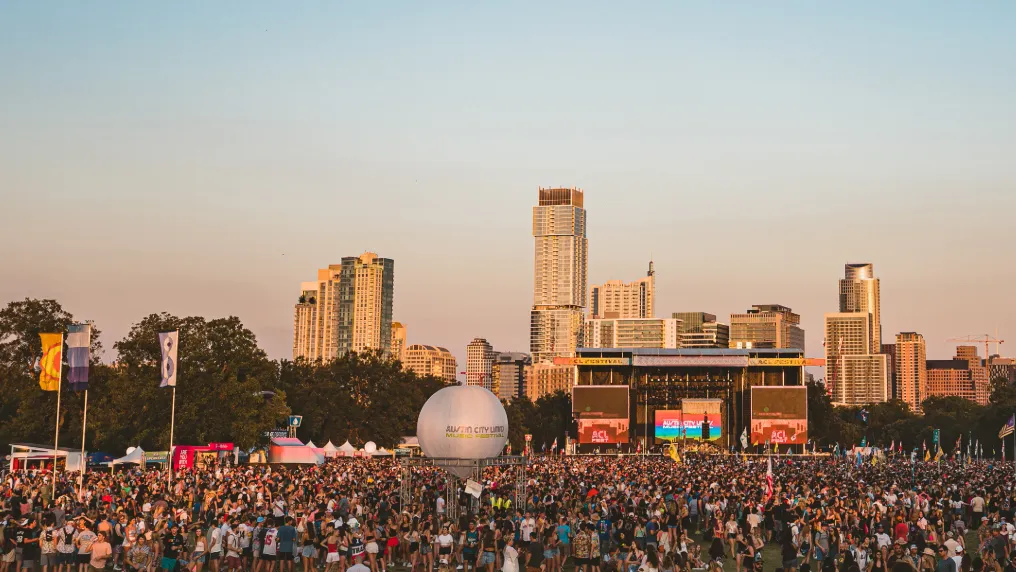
[583,318,681,349]
[728,304,805,350]
[824,312,888,405]
[493,352,531,401]
[894,332,927,412]
[531,187,588,364]
[292,252,395,361]
[824,263,888,405]
[671,312,730,348]
[589,262,655,319]
[839,263,881,353]
[927,346,990,405]
[466,337,497,391]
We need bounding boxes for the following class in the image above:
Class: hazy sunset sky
[2,2,1014,372]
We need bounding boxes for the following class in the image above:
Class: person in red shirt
[893,516,909,542]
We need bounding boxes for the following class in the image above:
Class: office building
[531,188,587,363]
[926,348,989,406]
[894,332,927,412]
[493,352,531,401]
[391,322,406,363]
[590,262,655,319]
[988,356,1016,385]
[839,263,882,353]
[466,338,497,391]
[524,363,576,401]
[584,318,681,349]
[292,252,395,361]
[824,312,888,405]
[672,312,729,348]
[729,304,805,350]
[403,344,458,384]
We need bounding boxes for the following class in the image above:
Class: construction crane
[946,335,1005,361]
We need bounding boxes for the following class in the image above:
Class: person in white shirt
[262,524,279,572]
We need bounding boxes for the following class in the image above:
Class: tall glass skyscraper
[530,187,587,364]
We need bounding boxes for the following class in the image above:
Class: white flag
[740,427,748,449]
[159,331,179,387]
[465,479,483,498]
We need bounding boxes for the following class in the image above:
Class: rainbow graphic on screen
[654,410,722,441]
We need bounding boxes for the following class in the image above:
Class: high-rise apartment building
[531,188,587,363]
[403,344,458,384]
[391,322,406,363]
[292,252,395,361]
[466,338,497,391]
[493,352,532,401]
[824,312,888,405]
[839,263,881,353]
[671,312,730,348]
[927,347,990,405]
[525,363,577,401]
[729,304,805,350]
[584,318,681,349]
[590,262,655,319]
[894,332,927,412]
[882,342,898,401]
[824,263,888,405]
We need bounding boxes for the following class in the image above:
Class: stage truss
[398,456,527,521]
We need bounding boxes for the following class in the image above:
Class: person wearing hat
[17,517,41,571]
[161,524,184,572]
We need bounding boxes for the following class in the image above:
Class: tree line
[0,298,447,454]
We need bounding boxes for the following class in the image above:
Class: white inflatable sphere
[364,441,377,454]
[417,385,508,477]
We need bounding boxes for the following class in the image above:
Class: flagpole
[53,382,62,473]
[168,386,176,486]
[78,390,88,493]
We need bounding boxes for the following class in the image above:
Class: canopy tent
[337,441,356,457]
[267,438,323,465]
[9,443,86,472]
[305,440,317,449]
[323,441,338,453]
[374,448,392,457]
[109,447,146,466]
[88,452,114,466]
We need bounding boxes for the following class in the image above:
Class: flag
[935,446,944,461]
[924,448,930,461]
[955,435,962,455]
[999,415,1015,439]
[551,437,558,452]
[159,331,179,387]
[506,442,511,455]
[858,409,869,424]
[66,323,91,391]
[740,427,748,449]
[668,444,681,464]
[39,333,63,391]
[890,440,894,453]
[764,457,774,503]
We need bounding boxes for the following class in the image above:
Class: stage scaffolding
[398,456,527,522]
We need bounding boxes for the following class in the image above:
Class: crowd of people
[1,454,1015,572]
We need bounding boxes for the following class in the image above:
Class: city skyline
[2,3,1014,373]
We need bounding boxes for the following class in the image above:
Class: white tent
[111,447,146,466]
[323,441,338,453]
[306,440,318,449]
[373,448,392,457]
[337,441,356,457]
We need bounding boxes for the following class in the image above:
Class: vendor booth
[9,443,86,472]
[172,442,234,471]
[267,437,322,465]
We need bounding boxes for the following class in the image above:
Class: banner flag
[39,333,63,391]
[159,331,179,387]
[67,323,91,391]
[999,415,1015,439]
[740,427,748,449]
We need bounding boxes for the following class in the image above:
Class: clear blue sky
[2,2,1014,371]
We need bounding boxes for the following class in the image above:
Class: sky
[2,2,1014,373]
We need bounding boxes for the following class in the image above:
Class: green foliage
[277,350,448,448]
[503,391,574,451]
[0,300,444,455]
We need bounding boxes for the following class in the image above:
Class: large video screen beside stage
[654,398,723,442]
[577,419,630,444]
[750,386,808,445]
[574,385,630,443]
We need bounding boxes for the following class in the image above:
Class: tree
[279,350,448,447]
[0,299,102,450]
[89,313,289,452]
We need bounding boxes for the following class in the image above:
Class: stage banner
[67,323,92,391]
[39,333,63,391]
[159,331,179,387]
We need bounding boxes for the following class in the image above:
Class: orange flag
[39,333,63,391]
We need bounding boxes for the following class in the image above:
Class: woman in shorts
[479,530,497,572]
[190,528,207,572]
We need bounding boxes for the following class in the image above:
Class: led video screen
[750,386,808,445]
